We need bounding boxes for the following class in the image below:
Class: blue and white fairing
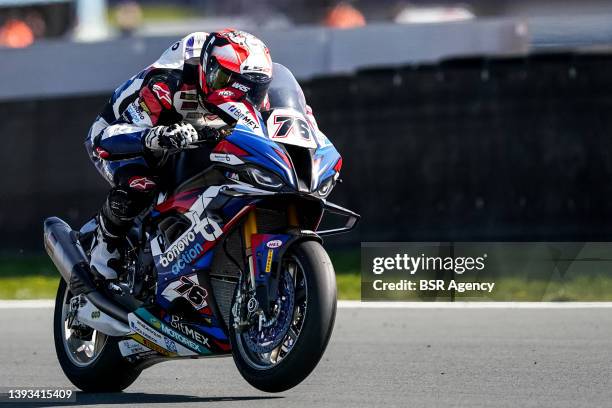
[215,63,342,194]
[130,64,346,359]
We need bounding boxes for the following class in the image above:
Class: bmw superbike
[43,64,359,393]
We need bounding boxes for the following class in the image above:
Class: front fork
[234,205,298,331]
[242,209,259,293]
[242,204,298,291]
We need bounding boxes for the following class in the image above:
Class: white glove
[144,122,198,152]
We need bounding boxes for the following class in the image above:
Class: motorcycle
[43,63,359,393]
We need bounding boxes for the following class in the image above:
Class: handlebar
[183,125,233,150]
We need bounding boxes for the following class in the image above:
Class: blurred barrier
[307,52,612,245]
[2,52,612,250]
[529,14,612,49]
[0,20,527,100]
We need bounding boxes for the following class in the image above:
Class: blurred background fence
[4,51,612,250]
[3,0,612,252]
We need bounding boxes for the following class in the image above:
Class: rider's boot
[89,185,154,280]
[89,214,123,280]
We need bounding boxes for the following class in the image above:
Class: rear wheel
[53,279,141,392]
[230,240,337,392]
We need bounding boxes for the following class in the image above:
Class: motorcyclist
[85,29,273,279]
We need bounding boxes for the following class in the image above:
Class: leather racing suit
[84,32,235,277]
[84,30,321,280]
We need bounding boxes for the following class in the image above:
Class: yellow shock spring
[243,210,258,286]
[242,209,258,251]
[287,204,299,228]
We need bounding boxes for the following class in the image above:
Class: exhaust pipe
[43,217,92,292]
[43,217,129,324]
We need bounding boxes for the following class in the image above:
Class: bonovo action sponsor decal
[159,230,202,268]
[153,187,224,274]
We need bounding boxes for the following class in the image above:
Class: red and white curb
[2,299,612,309]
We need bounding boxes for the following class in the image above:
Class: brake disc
[242,269,295,354]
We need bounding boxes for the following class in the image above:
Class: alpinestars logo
[152,83,172,108]
[129,176,156,191]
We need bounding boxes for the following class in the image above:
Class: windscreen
[266,63,308,115]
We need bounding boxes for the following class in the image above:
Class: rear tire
[230,240,337,392]
[53,279,142,392]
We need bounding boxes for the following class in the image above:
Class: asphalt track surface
[1,305,611,408]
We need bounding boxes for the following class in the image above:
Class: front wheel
[230,240,337,392]
[53,279,142,392]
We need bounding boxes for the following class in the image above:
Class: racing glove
[197,125,233,145]
[144,122,198,153]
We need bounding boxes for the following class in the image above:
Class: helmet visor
[243,74,272,108]
[207,59,271,108]
[206,61,235,91]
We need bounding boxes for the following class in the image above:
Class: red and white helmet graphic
[199,29,273,107]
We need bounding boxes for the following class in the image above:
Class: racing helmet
[199,29,273,108]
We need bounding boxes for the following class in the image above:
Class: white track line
[337,301,612,309]
[1,299,612,309]
[0,300,54,309]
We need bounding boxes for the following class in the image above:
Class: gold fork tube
[243,210,258,289]
[287,204,299,228]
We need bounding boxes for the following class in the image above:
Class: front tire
[230,240,337,392]
[53,279,141,392]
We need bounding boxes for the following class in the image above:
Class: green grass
[4,251,612,301]
[107,5,197,26]
[0,255,57,277]
[0,276,59,299]
[0,252,362,300]
[330,250,612,301]
[330,250,360,300]
[483,275,612,301]
[0,252,363,300]
[0,255,59,299]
